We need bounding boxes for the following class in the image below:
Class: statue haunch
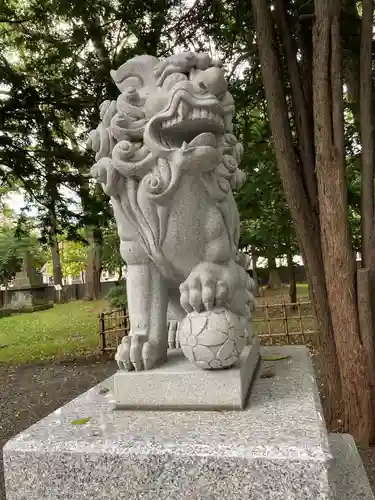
[88,52,254,372]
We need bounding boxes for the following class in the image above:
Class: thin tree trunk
[85,228,102,301]
[273,0,317,212]
[313,0,373,444]
[50,233,62,287]
[250,0,342,428]
[288,253,297,304]
[360,0,375,268]
[251,252,261,296]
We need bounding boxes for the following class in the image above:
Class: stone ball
[178,307,247,370]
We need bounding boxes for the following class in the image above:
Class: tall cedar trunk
[313,0,373,444]
[50,223,62,287]
[250,0,343,428]
[360,0,375,267]
[288,253,297,304]
[85,228,102,301]
[273,0,317,211]
[251,252,261,296]
[267,256,281,289]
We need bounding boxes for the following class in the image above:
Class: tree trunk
[267,256,281,289]
[313,0,374,444]
[360,0,374,268]
[288,253,297,304]
[273,0,317,212]
[50,233,62,287]
[250,0,343,429]
[85,228,102,301]
[251,252,261,296]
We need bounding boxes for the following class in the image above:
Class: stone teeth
[178,101,190,120]
[201,109,208,118]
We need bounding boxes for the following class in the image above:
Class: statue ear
[111,55,159,93]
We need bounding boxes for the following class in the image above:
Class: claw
[202,283,215,310]
[142,342,158,370]
[116,337,134,371]
[189,288,203,312]
[130,335,146,371]
[180,284,193,313]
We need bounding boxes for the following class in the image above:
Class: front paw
[179,262,230,313]
[115,336,166,371]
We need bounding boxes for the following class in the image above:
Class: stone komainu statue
[88,52,254,372]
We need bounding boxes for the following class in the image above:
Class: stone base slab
[3,346,340,500]
[329,433,374,499]
[114,338,260,410]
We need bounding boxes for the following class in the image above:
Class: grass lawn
[0,284,313,364]
[0,300,107,364]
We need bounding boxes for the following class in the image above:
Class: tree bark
[273,0,318,212]
[267,256,281,289]
[313,0,374,444]
[288,253,297,304]
[250,0,342,429]
[360,0,374,268]
[251,252,261,296]
[85,228,102,301]
[50,223,62,287]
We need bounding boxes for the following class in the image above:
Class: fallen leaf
[263,355,290,361]
[71,417,91,426]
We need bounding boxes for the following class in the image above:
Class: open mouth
[149,97,226,150]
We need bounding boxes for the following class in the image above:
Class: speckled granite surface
[329,434,375,499]
[114,339,260,410]
[3,346,332,499]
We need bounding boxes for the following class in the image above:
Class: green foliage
[234,105,298,259]
[45,237,87,278]
[106,281,127,309]
[0,0,363,268]
[101,223,122,275]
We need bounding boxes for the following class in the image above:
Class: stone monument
[3,52,374,499]
[4,250,53,313]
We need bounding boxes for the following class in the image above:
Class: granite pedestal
[3,346,375,499]
[114,339,260,410]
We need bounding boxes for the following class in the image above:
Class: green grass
[0,283,313,363]
[0,300,106,364]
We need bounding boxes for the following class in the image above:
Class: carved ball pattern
[178,308,247,370]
